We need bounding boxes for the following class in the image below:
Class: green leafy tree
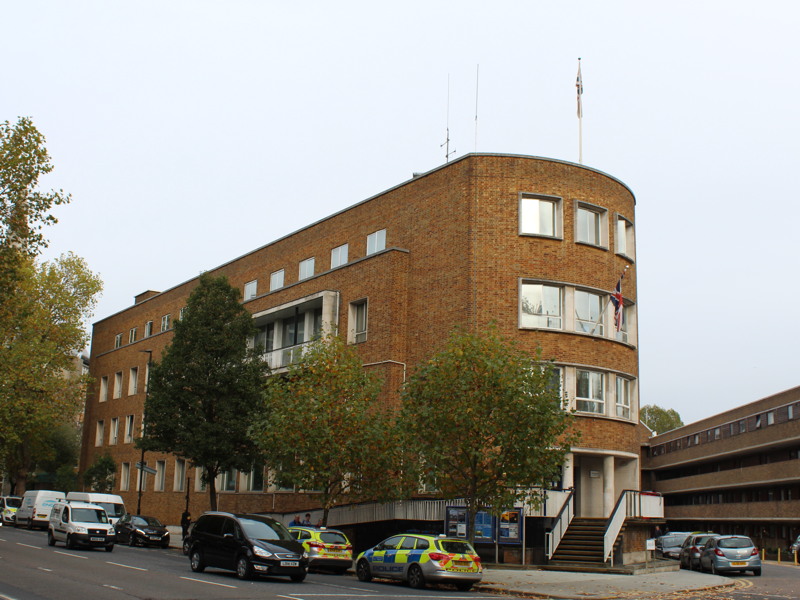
[398,327,578,543]
[82,454,116,493]
[143,273,269,511]
[0,254,101,484]
[252,334,403,525]
[640,404,684,435]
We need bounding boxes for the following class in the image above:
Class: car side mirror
[223,533,234,540]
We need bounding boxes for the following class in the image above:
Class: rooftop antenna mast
[474,64,479,152]
[441,74,456,162]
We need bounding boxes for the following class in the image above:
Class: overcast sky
[3,1,798,426]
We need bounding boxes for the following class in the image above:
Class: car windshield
[694,535,715,546]
[96,503,126,518]
[438,539,477,554]
[72,508,108,523]
[320,531,348,544]
[5,498,21,508]
[660,535,687,547]
[718,538,753,549]
[133,516,163,527]
[239,517,293,541]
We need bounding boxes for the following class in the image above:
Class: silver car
[699,535,761,576]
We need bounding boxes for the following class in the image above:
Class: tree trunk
[207,467,218,511]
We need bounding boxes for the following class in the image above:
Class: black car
[188,512,308,581]
[115,514,171,548]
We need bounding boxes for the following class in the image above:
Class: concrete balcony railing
[665,499,800,521]
[654,461,800,494]
[262,341,312,371]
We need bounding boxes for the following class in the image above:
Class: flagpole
[576,58,583,164]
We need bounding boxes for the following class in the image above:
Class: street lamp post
[137,349,152,515]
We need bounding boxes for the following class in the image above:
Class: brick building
[643,385,800,550]
[80,153,646,550]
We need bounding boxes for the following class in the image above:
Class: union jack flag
[610,274,624,331]
[576,60,584,118]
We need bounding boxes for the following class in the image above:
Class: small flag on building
[610,273,624,331]
[576,59,584,119]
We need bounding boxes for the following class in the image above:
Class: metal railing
[545,489,575,559]
[261,341,311,370]
[603,490,663,564]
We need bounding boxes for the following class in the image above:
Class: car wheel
[105,545,114,553]
[26,518,33,530]
[190,549,205,573]
[455,582,474,591]
[47,530,56,546]
[182,538,191,555]
[356,559,372,582]
[710,561,717,575]
[236,556,252,580]
[753,568,761,576]
[161,541,169,549]
[66,534,75,550]
[407,564,426,589]
[290,572,306,583]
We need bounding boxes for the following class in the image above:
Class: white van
[15,490,66,529]
[66,492,126,524]
[48,501,115,551]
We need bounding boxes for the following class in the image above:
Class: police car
[356,533,482,591]
[288,526,353,573]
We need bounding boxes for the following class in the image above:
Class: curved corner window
[576,203,608,248]
[520,283,562,329]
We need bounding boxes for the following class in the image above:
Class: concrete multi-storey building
[80,153,650,560]
[644,385,800,551]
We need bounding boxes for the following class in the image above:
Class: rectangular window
[767,411,775,425]
[155,460,166,492]
[174,459,186,492]
[144,321,153,337]
[121,463,130,492]
[790,405,795,420]
[95,421,105,446]
[576,204,607,246]
[254,323,275,353]
[576,369,605,414]
[128,367,138,395]
[299,257,315,280]
[520,195,560,237]
[366,229,386,255]
[222,468,237,492]
[129,328,137,344]
[114,333,123,349]
[616,377,631,419]
[100,376,109,402]
[113,372,123,399]
[179,307,187,320]
[331,243,349,269]
[575,290,604,335]
[270,269,284,291]
[109,417,119,445]
[136,468,147,492]
[520,283,562,329]
[714,427,721,440]
[195,468,207,492]
[739,419,747,433]
[616,216,635,259]
[161,314,171,332]
[616,305,631,343]
[350,300,368,343]
[246,464,265,492]
[124,415,135,443]
[244,280,257,300]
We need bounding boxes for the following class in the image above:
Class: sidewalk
[473,565,734,599]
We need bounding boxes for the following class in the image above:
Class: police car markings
[106,561,147,571]
[180,576,237,589]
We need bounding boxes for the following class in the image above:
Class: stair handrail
[603,489,663,564]
[545,488,574,559]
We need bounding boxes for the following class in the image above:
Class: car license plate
[454,560,470,567]
[730,561,747,566]
[281,560,299,567]
[149,536,160,540]
[90,537,104,542]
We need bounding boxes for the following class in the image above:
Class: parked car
[289,525,353,573]
[356,533,482,591]
[115,514,170,548]
[679,533,718,570]
[47,501,115,551]
[66,492,126,525]
[15,490,66,530]
[0,496,22,525]
[699,535,761,576]
[187,512,308,581]
[656,532,691,559]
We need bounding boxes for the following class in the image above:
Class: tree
[640,404,684,435]
[0,254,101,484]
[143,273,269,511]
[82,454,116,493]
[252,334,403,525]
[398,327,578,543]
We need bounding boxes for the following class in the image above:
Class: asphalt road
[0,526,499,600]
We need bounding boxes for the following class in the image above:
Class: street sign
[135,461,157,475]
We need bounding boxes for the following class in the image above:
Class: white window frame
[113,372,123,399]
[244,280,258,301]
[179,307,187,320]
[270,269,285,291]
[100,376,109,402]
[576,369,605,414]
[128,367,138,395]
[615,214,635,260]
[95,421,105,446]
[575,202,608,248]
[349,299,368,343]
[520,194,562,238]
[615,377,631,419]
[520,282,562,329]
[129,328,137,344]
[121,463,130,491]
[245,465,265,492]
[155,460,166,492]
[195,468,207,492]
[174,459,186,492]
[124,415,135,443]
[161,314,171,332]
[331,243,349,269]
[221,468,237,492]
[575,289,604,335]
[299,257,315,280]
[366,229,386,255]
[144,321,153,337]
[114,333,122,349]
[109,417,119,445]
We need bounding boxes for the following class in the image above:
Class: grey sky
[3,1,798,425]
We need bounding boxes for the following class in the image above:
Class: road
[0,526,499,600]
